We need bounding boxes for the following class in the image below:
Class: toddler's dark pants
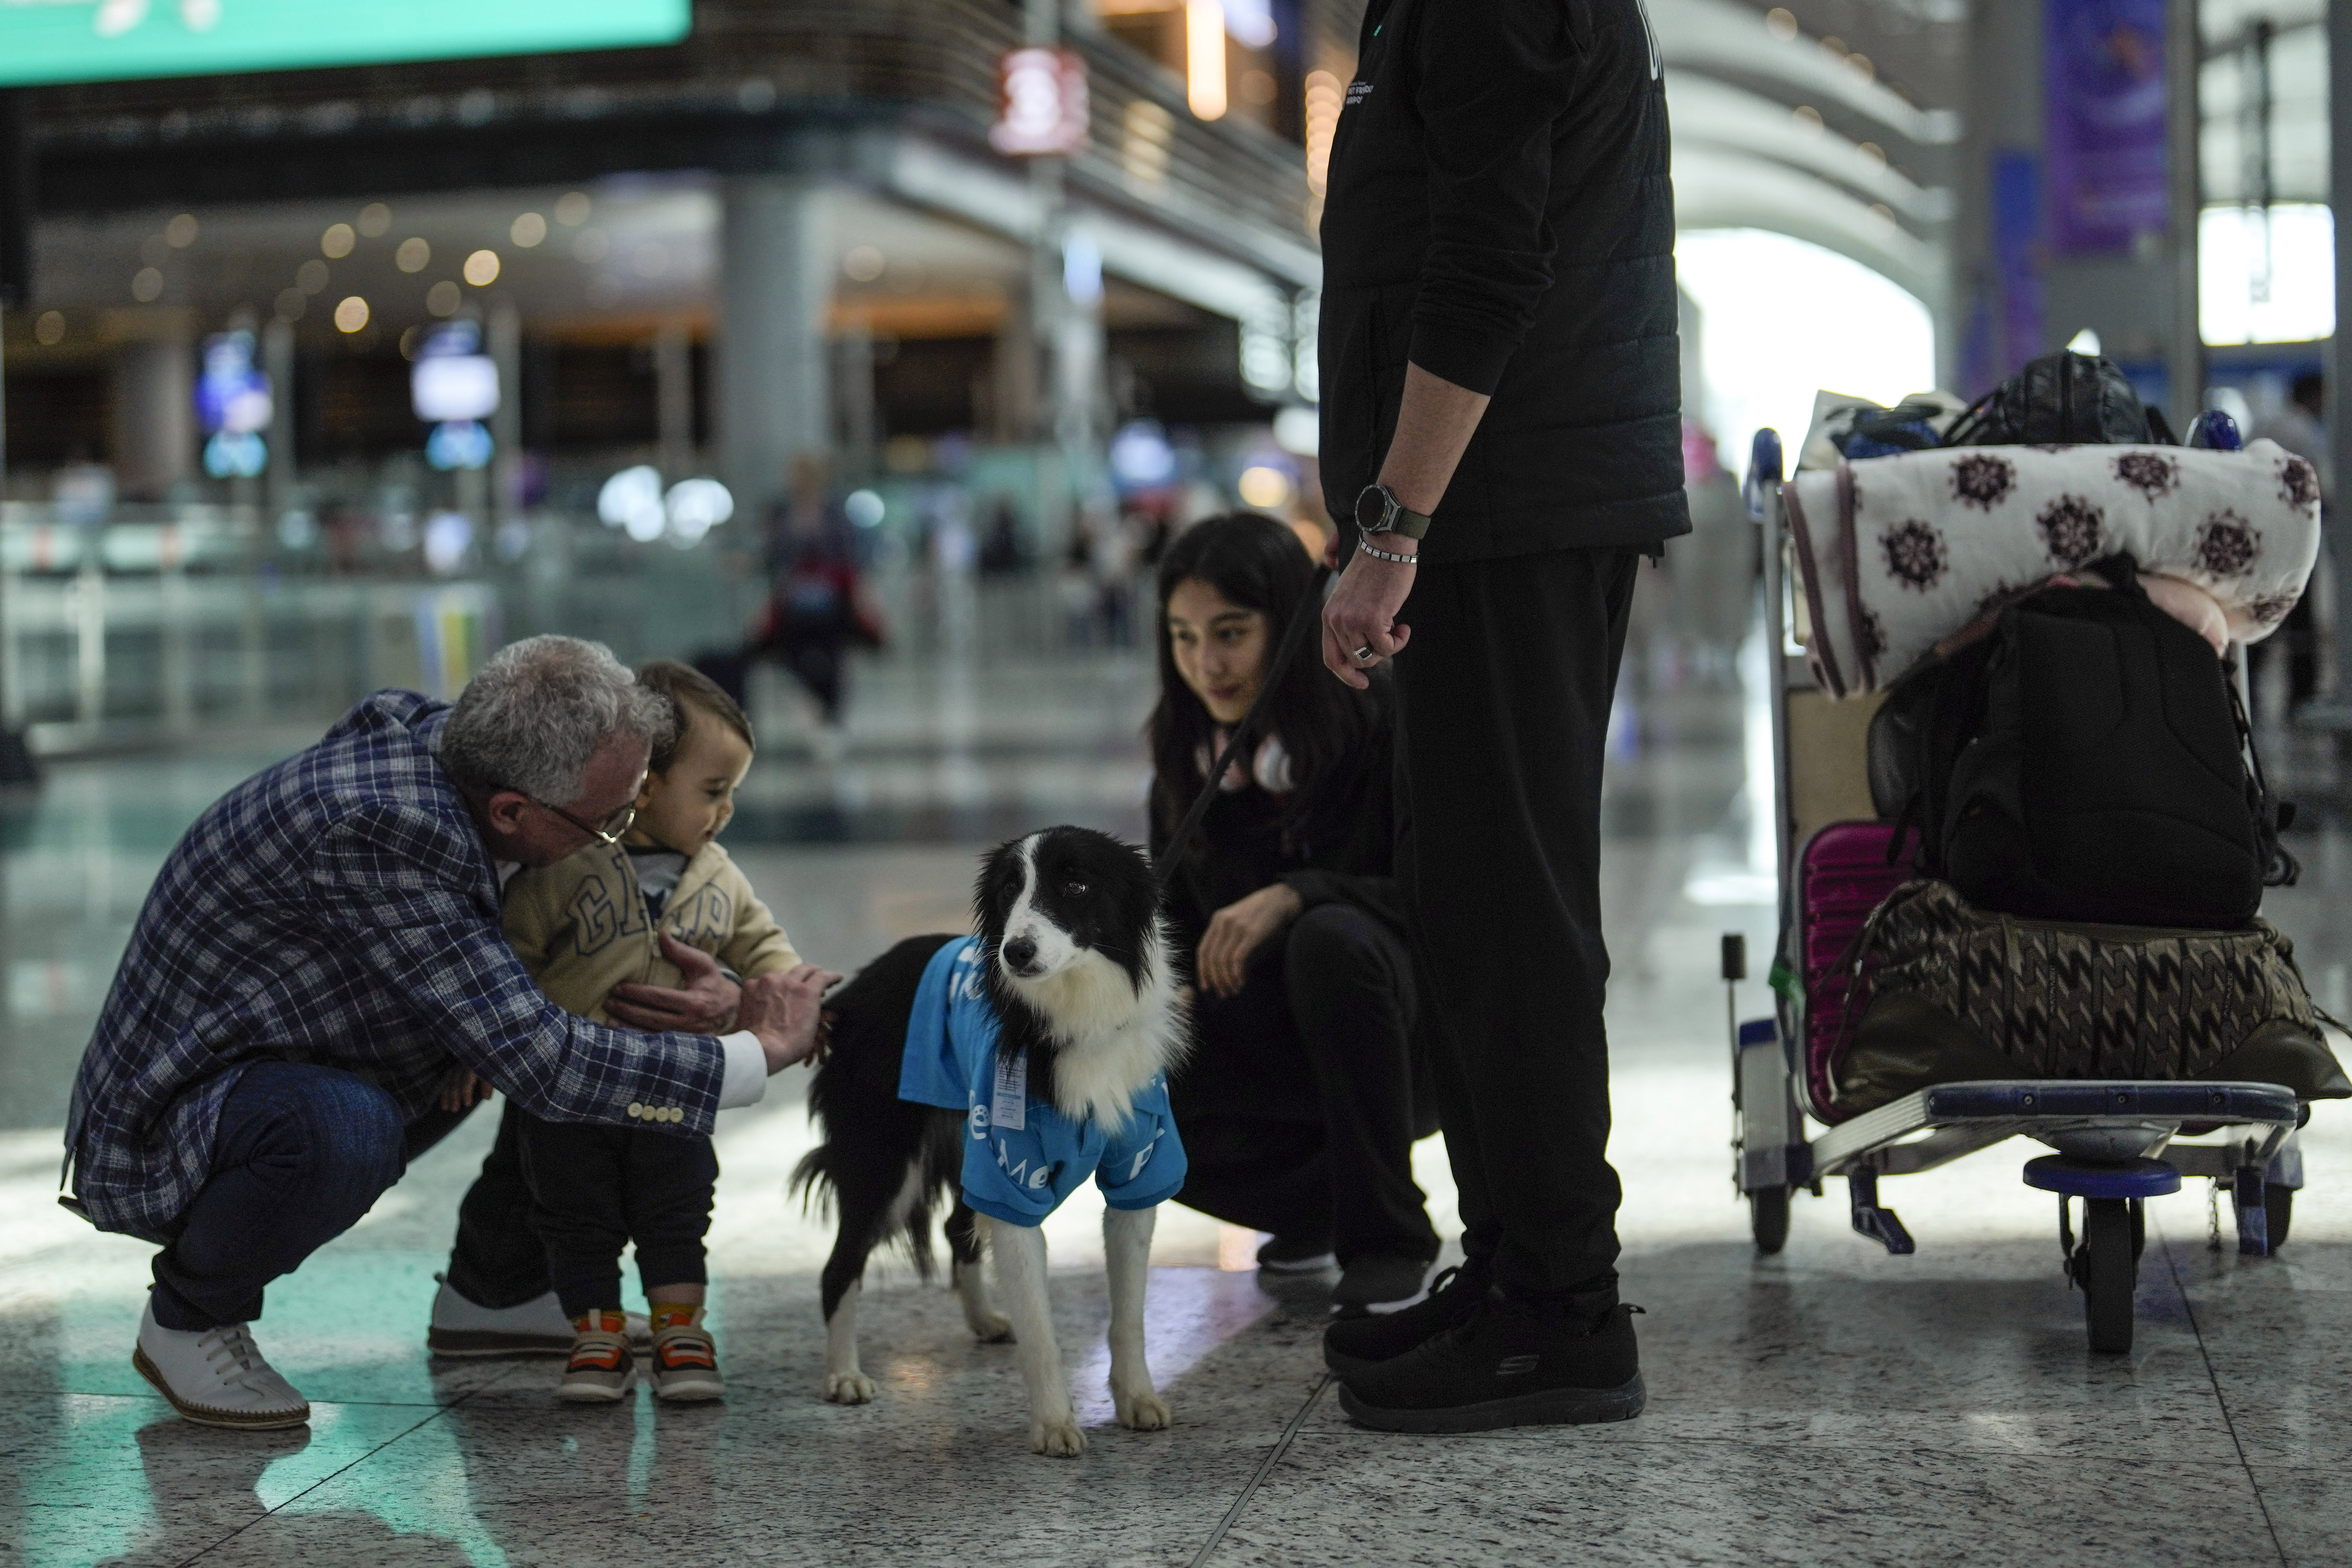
[516,1114,719,1318]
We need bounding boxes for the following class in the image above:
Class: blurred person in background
[978,495,1029,576]
[1315,0,1690,1433]
[1150,513,1440,1314]
[700,458,881,760]
[60,637,834,1430]
[2248,373,2330,712]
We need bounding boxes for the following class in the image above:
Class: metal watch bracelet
[1355,530,1419,565]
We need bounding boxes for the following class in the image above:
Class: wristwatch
[1353,481,1432,541]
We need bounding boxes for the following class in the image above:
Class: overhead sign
[990,47,1088,157]
[0,0,691,87]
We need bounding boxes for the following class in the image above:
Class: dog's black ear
[972,836,1025,936]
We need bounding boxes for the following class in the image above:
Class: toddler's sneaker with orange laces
[556,1309,635,1402]
[648,1305,723,1403]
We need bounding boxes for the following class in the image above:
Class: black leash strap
[1152,565,1334,897]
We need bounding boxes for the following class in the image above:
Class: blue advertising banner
[1994,151,2048,374]
[0,0,690,87]
[2045,0,2170,255]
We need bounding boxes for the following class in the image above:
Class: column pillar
[833,318,875,482]
[654,318,694,481]
[717,177,830,523]
[2164,0,2204,428]
[261,317,295,518]
[2328,0,2351,698]
[488,299,522,525]
[110,327,195,502]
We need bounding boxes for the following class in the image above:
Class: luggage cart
[1726,427,2308,1354]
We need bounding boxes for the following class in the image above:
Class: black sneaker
[1329,1253,1438,1319]
[1256,1232,1338,1274]
[1335,1286,1644,1434]
[1322,1253,1489,1378]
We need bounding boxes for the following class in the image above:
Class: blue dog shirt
[898,937,1186,1227]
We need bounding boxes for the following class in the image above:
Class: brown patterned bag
[1831,879,2349,1117]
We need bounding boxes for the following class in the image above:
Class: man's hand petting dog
[607,935,744,1032]
[1196,882,1302,997]
[739,962,843,1074]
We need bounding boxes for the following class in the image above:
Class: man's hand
[1322,547,1416,689]
[1196,882,1304,998]
[607,934,742,1033]
[438,1066,492,1112]
[738,962,844,1073]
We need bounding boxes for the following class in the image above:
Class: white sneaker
[133,1300,310,1431]
[426,1276,651,1358]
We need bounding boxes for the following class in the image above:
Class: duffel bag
[1830,878,2349,1118]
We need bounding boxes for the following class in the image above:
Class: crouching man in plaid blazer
[60,635,836,1430]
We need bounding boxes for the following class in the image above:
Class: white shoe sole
[555,1369,636,1403]
[1258,1253,1339,1275]
[134,1346,310,1431]
[654,1376,725,1403]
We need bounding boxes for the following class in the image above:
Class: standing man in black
[1315,0,1689,1432]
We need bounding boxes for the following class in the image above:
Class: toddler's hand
[439,1066,490,1112]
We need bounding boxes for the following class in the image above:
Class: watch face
[1353,486,1389,532]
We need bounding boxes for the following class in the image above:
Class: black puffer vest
[1317,0,1691,562]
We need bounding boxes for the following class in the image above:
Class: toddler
[487,660,800,1402]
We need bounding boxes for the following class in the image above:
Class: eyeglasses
[524,794,638,846]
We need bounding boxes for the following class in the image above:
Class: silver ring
[1351,644,1377,663]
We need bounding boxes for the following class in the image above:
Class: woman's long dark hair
[1147,512,1370,845]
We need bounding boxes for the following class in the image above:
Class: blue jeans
[149,1061,486,1331]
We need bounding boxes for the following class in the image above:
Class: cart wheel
[2266,1185,2294,1250]
[1749,1186,1790,1255]
[2081,1198,2136,1355]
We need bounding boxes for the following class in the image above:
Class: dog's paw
[971,1313,1015,1344]
[823,1370,878,1404]
[1029,1413,1087,1457]
[1115,1388,1171,1431]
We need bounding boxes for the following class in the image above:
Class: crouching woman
[1149,512,1439,1313]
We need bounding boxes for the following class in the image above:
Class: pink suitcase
[1800,821,1918,1123]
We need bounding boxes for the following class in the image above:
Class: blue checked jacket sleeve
[308,802,727,1131]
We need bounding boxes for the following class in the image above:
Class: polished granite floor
[6,645,2352,1565]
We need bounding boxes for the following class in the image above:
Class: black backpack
[1945,351,2178,448]
[1867,557,2294,929]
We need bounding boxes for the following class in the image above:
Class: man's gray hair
[440,635,669,803]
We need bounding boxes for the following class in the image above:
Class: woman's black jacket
[1150,684,1403,951]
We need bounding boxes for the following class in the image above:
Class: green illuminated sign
[0,0,692,87]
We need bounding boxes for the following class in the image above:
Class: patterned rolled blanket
[1784,440,2322,697]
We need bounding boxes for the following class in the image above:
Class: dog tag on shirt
[990,1050,1028,1132]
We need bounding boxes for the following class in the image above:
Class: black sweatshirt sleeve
[1406,0,1584,395]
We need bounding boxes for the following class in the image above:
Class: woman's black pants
[1393,546,1640,1299]
[1174,902,1439,1266]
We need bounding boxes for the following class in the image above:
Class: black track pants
[1392,546,1639,1297]
[1175,903,1438,1265]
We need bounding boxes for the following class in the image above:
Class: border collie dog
[792,826,1189,1457]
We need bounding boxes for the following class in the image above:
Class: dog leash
[1152,565,1336,897]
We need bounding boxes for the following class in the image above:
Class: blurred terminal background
[0,0,2337,758]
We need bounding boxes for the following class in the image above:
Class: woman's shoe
[427,1276,651,1358]
[1329,1253,1438,1317]
[1256,1232,1338,1273]
[1322,1253,1489,1378]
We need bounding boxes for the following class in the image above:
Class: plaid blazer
[64,690,726,1243]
